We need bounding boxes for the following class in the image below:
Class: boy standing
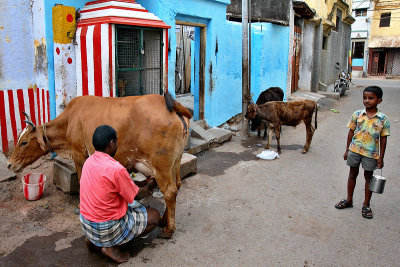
[335,86,390,219]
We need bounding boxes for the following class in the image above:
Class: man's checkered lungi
[80,201,147,247]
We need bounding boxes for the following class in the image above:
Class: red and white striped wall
[0,88,50,153]
[76,23,114,97]
[75,0,170,97]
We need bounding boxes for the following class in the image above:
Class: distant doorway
[291,26,302,93]
[175,21,206,120]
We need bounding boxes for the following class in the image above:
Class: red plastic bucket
[22,173,47,201]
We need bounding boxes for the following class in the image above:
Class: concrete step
[289,90,327,103]
[187,120,232,155]
[319,91,340,100]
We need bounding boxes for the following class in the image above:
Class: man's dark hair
[364,86,383,99]
[92,125,117,151]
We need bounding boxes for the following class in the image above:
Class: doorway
[291,26,302,93]
[175,21,206,120]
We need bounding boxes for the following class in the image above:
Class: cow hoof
[301,150,307,154]
[159,229,174,239]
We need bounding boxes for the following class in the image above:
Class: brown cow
[245,100,317,154]
[7,92,191,239]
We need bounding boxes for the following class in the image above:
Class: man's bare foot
[85,238,101,253]
[101,247,130,263]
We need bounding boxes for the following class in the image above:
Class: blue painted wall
[0,0,35,90]
[352,58,364,67]
[138,0,290,127]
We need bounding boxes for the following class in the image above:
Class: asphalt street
[0,78,398,266]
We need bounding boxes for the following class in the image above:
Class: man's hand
[343,151,349,160]
[135,178,158,200]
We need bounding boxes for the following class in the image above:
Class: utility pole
[241,0,250,136]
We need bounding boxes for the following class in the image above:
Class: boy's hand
[343,151,348,160]
[377,158,384,169]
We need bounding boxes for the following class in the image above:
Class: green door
[115,25,163,96]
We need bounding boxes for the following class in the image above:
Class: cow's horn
[22,111,33,123]
[24,120,36,130]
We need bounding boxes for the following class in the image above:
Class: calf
[246,100,317,154]
[251,87,284,139]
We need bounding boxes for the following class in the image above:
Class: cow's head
[7,112,47,173]
[245,103,258,121]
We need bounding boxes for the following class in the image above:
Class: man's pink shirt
[79,151,139,222]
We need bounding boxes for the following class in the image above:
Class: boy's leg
[363,170,373,207]
[346,166,359,204]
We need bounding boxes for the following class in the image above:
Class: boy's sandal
[362,206,373,219]
[335,199,353,209]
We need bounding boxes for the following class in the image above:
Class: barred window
[379,12,391,27]
[355,9,367,17]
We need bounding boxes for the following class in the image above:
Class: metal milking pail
[369,169,386,194]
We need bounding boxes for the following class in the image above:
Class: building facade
[367,0,400,77]
[0,0,291,153]
[351,0,372,77]
[293,0,354,92]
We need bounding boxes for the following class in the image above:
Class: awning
[368,36,400,48]
[353,1,370,9]
[78,0,170,28]
[293,1,315,19]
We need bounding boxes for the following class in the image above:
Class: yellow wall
[370,0,400,37]
[52,5,76,44]
[304,0,353,23]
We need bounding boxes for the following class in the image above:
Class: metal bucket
[369,173,386,194]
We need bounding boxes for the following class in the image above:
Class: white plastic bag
[256,150,280,160]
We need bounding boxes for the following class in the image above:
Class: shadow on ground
[0,230,164,267]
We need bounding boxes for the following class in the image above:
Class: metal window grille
[116,26,162,97]
[385,49,400,75]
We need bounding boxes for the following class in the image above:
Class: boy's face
[363,91,382,109]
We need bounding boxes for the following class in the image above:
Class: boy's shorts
[347,151,377,171]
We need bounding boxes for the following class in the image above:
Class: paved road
[0,78,399,266]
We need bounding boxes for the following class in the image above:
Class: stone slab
[180,153,197,179]
[319,91,340,100]
[187,137,209,155]
[53,158,79,194]
[0,153,16,182]
[207,127,232,144]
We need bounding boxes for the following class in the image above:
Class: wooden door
[291,26,301,93]
[370,50,379,76]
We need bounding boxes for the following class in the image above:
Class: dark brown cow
[7,92,191,238]
[245,100,317,154]
[251,87,284,139]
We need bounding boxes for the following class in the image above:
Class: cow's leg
[173,156,183,190]
[274,125,281,154]
[263,124,268,140]
[72,152,86,180]
[265,127,273,149]
[302,120,315,154]
[156,170,178,239]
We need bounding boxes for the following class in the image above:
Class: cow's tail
[314,103,318,130]
[164,91,192,119]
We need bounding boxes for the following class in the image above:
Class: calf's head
[245,103,258,121]
[7,115,47,173]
